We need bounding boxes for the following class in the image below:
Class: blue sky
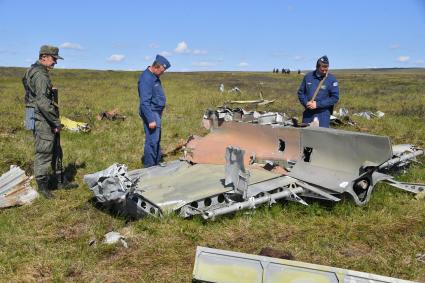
[0,0,424,71]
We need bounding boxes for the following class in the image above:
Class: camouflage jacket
[23,61,61,130]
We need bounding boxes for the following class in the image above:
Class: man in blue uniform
[297,55,339,128]
[138,55,171,167]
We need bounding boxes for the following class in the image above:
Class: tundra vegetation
[0,67,425,282]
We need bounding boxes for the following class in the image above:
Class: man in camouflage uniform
[23,45,77,198]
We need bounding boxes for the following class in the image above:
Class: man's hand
[306,101,317,110]
[148,121,157,129]
[53,127,61,133]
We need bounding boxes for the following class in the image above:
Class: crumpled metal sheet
[83,163,133,203]
[0,165,38,208]
[192,246,415,283]
[185,122,301,166]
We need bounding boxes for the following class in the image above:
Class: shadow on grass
[64,161,86,182]
[87,197,140,223]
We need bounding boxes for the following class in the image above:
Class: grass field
[1,66,425,282]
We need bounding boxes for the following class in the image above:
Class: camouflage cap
[39,45,64,60]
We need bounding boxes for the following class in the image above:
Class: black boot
[36,178,54,199]
[59,178,78,190]
[51,174,78,190]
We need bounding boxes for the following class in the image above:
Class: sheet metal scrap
[60,116,91,133]
[192,246,415,283]
[96,108,126,121]
[85,121,423,220]
[202,107,294,130]
[0,165,38,208]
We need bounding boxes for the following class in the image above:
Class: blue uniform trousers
[143,111,162,167]
[302,109,331,128]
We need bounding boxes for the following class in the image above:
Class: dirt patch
[339,242,372,258]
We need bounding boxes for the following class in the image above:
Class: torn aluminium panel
[0,165,38,208]
[85,121,424,220]
[192,246,415,283]
[60,116,91,133]
[202,107,294,130]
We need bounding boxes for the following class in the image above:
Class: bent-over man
[138,54,171,167]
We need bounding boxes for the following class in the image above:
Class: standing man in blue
[138,55,171,167]
[297,55,339,127]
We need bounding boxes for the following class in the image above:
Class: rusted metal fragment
[0,166,38,208]
[185,122,301,166]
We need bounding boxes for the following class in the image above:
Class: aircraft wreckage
[84,107,425,220]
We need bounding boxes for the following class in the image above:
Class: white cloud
[159,51,172,57]
[175,41,190,54]
[397,56,410,62]
[192,61,216,67]
[59,42,83,50]
[193,49,208,55]
[239,62,249,67]
[390,44,400,49]
[415,59,425,65]
[149,43,159,48]
[107,54,125,62]
[144,56,152,61]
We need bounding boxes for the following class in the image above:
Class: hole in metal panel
[303,147,313,162]
[190,201,199,208]
[278,139,286,152]
[150,207,156,214]
[217,194,225,203]
[141,201,147,209]
[204,198,212,207]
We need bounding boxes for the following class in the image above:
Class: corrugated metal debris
[0,165,38,208]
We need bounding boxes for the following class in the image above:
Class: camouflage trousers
[33,130,58,181]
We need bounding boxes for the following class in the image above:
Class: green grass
[1,67,425,282]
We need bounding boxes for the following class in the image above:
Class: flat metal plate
[289,127,393,192]
[193,246,414,283]
[185,122,301,165]
[136,162,279,213]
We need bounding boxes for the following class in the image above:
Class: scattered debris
[219,83,224,93]
[96,108,126,121]
[353,110,385,120]
[85,119,424,220]
[0,165,38,208]
[203,107,294,129]
[226,91,275,106]
[192,246,415,282]
[103,231,128,248]
[228,86,241,93]
[330,107,386,129]
[60,116,91,133]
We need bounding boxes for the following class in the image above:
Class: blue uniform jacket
[138,67,166,124]
[297,71,339,112]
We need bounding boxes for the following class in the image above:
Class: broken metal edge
[192,246,415,283]
[0,165,37,208]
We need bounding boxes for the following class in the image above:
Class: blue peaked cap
[317,55,329,65]
[155,54,171,70]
